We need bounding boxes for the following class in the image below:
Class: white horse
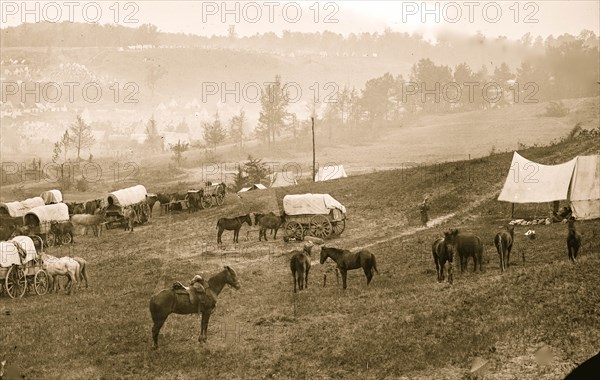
[41,253,80,294]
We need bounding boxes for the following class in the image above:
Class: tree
[232,165,247,192]
[229,109,246,149]
[69,115,95,162]
[145,115,163,153]
[170,140,189,167]
[257,75,289,148]
[244,155,270,185]
[360,72,396,124]
[203,111,226,150]
[52,130,70,163]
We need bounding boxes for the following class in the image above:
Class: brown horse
[443,229,484,273]
[494,225,514,272]
[319,246,378,289]
[123,206,137,232]
[256,212,285,241]
[149,266,241,349]
[216,214,252,244]
[432,237,453,284]
[290,250,311,292]
[567,217,582,263]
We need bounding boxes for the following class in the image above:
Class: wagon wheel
[309,215,333,239]
[60,233,72,245]
[200,195,213,209]
[215,192,225,206]
[45,231,56,247]
[34,269,49,295]
[332,220,346,235]
[5,265,27,299]
[284,221,304,240]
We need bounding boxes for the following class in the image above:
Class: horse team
[433,217,584,284]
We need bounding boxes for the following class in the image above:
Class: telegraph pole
[312,117,316,182]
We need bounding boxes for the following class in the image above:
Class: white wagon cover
[108,185,148,207]
[0,241,21,267]
[25,203,70,224]
[10,236,37,264]
[40,189,63,204]
[283,194,346,216]
[0,196,45,217]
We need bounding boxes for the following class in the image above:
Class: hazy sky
[1,1,599,42]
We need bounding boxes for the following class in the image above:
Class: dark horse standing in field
[256,212,285,241]
[443,229,484,273]
[149,266,241,349]
[494,225,515,272]
[319,246,378,289]
[290,249,311,292]
[216,214,252,244]
[432,237,454,284]
[567,217,582,263]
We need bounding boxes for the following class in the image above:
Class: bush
[76,177,88,192]
[544,101,569,117]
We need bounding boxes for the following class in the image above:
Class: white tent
[498,152,600,220]
[270,172,298,188]
[237,184,267,193]
[314,165,348,182]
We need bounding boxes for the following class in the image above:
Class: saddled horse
[494,225,515,272]
[216,214,252,244]
[149,266,241,349]
[290,249,311,292]
[319,246,378,289]
[256,212,285,241]
[432,237,453,284]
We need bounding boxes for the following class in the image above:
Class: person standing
[419,196,430,226]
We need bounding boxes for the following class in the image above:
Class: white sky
[1,1,598,41]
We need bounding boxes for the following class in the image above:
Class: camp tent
[270,172,298,188]
[314,165,348,182]
[237,184,267,193]
[498,152,600,220]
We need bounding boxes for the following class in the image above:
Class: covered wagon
[0,235,49,298]
[282,194,347,240]
[0,196,45,228]
[105,185,150,229]
[23,203,71,246]
[186,182,227,211]
[40,189,63,204]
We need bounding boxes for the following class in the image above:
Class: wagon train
[105,185,151,229]
[282,194,347,240]
[23,203,71,247]
[186,182,227,211]
[0,235,49,298]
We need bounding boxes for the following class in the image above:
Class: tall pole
[312,117,316,182]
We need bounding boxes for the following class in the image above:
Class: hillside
[1,132,599,379]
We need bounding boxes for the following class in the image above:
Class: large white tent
[314,165,348,182]
[498,152,600,220]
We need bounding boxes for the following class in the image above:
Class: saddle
[171,276,206,305]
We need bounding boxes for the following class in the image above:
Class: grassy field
[1,129,599,379]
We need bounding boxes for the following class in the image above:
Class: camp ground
[498,153,600,220]
[314,165,348,182]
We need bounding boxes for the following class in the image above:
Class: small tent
[270,172,298,188]
[314,165,348,182]
[237,184,267,193]
[498,152,600,220]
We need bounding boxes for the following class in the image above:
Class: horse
[319,246,378,289]
[85,199,102,215]
[186,192,200,213]
[123,206,137,232]
[146,194,158,217]
[63,257,88,290]
[156,193,172,215]
[443,229,484,273]
[432,237,453,284]
[290,250,311,292]
[256,212,285,241]
[41,253,80,295]
[567,217,582,263]
[71,208,106,237]
[494,225,514,272]
[149,266,241,349]
[216,214,252,244]
[50,221,75,245]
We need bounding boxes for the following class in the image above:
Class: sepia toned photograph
[0,1,599,379]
